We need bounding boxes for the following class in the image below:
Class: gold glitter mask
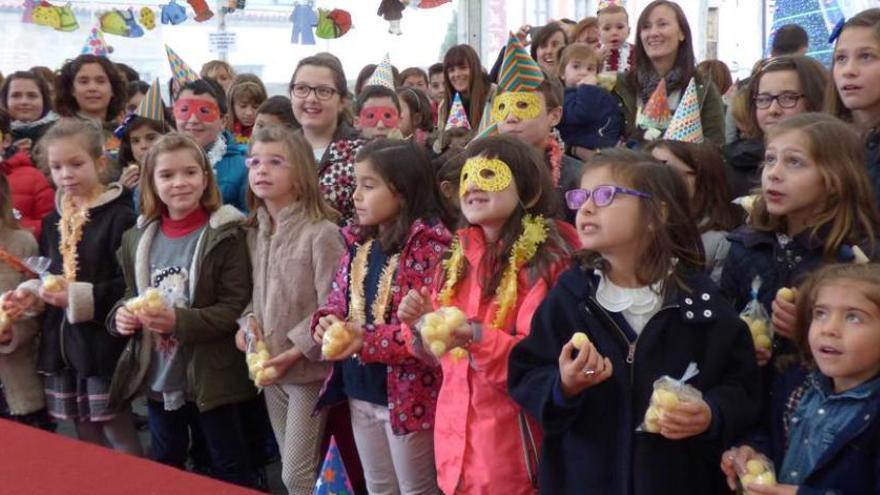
[459,157,514,197]
[491,92,542,123]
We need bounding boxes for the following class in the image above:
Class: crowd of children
[0,1,879,494]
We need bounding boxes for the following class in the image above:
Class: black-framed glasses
[565,185,652,210]
[753,92,804,109]
[290,83,338,101]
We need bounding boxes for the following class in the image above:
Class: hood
[2,149,37,172]
[53,182,126,212]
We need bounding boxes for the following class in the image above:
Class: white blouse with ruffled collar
[594,270,663,335]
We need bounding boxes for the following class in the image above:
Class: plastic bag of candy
[638,362,702,433]
[740,276,772,352]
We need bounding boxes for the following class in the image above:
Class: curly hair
[54,55,127,122]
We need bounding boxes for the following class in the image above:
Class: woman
[435,44,496,152]
[530,23,569,75]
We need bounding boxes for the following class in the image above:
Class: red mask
[173,98,221,123]
[358,105,399,129]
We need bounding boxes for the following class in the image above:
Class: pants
[349,399,439,495]
[264,382,326,494]
[147,400,259,489]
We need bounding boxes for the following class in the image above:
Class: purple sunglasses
[565,185,652,210]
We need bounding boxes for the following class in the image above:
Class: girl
[613,0,725,145]
[1,118,140,453]
[311,139,451,494]
[289,55,365,225]
[396,87,434,147]
[254,95,299,132]
[646,139,740,282]
[108,133,260,488]
[508,148,761,494]
[435,45,496,151]
[117,116,173,191]
[398,135,579,494]
[0,70,58,148]
[0,174,51,430]
[399,67,430,93]
[721,263,880,495]
[227,80,268,145]
[200,60,236,93]
[125,80,150,115]
[235,127,345,493]
[721,113,879,370]
[826,9,880,207]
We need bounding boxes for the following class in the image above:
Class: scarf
[636,67,684,104]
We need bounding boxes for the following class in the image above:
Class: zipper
[59,318,69,367]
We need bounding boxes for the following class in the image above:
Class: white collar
[206,134,227,167]
[594,269,663,314]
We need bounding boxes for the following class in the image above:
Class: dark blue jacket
[559,85,624,150]
[748,367,880,495]
[867,129,880,210]
[509,265,761,495]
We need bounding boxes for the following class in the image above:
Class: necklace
[58,192,95,280]
[349,239,400,325]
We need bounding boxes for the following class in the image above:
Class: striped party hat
[498,34,544,93]
[663,78,703,143]
[365,53,395,90]
[135,78,165,124]
[165,45,200,88]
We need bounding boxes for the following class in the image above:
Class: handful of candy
[639,362,702,433]
[0,308,13,341]
[246,340,277,387]
[740,276,772,352]
[416,307,469,360]
[736,456,777,494]
[125,288,167,315]
[322,321,355,359]
[24,257,61,292]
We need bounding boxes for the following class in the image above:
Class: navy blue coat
[509,265,761,495]
[867,129,880,211]
[559,85,624,150]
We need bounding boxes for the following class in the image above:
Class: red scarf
[161,207,209,238]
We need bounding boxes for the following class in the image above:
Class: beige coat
[247,203,344,385]
[0,227,44,415]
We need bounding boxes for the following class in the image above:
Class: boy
[598,4,634,73]
[354,85,402,140]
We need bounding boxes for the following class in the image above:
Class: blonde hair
[139,134,222,222]
[200,60,236,82]
[557,43,602,79]
[37,118,105,178]
[245,127,339,224]
[750,113,879,258]
[571,17,599,43]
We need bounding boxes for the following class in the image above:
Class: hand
[235,315,262,352]
[0,327,12,345]
[313,314,341,345]
[139,306,176,334]
[322,323,364,361]
[119,165,140,189]
[659,399,712,440]
[39,282,68,309]
[2,289,37,319]
[756,346,772,367]
[398,287,432,326]
[721,445,758,490]
[746,484,798,495]
[259,347,304,385]
[514,25,531,45]
[115,306,142,336]
[558,340,613,398]
[579,73,598,86]
[771,290,797,340]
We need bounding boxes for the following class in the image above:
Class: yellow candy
[429,340,447,357]
[424,313,443,326]
[245,353,260,367]
[322,322,353,359]
[740,315,753,325]
[43,275,62,292]
[255,349,271,363]
[749,319,768,337]
[777,287,794,303]
[449,347,469,360]
[754,334,772,350]
[570,332,590,350]
[255,341,268,353]
[746,459,765,475]
[740,473,756,486]
[653,389,680,409]
[754,472,776,485]
[445,307,467,329]
[255,365,278,385]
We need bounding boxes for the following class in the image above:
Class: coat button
[701,293,710,301]
[685,298,693,305]
[685,311,694,319]
[703,310,712,318]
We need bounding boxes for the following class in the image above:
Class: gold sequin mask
[491,92,542,123]
[459,157,513,197]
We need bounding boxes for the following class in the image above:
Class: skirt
[45,370,115,422]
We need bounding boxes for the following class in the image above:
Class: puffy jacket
[2,150,54,239]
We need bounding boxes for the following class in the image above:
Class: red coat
[2,151,54,239]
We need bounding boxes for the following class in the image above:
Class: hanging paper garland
[32,1,78,32]
[290,0,317,45]
[315,8,352,39]
[187,0,214,22]
[160,0,187,25]
[140,7,156,30]
[377,0,406,36]
[100,8,144,37]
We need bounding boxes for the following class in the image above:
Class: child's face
[253,113,285,132]
[6,78,44,123]
[234,98,260,128]
[573,166,646,258]
[809,281,880,393]
[761,130,825,231]
[47,137,103,198]
[153,148,207,219]
[356,96,399,140]
[73,63,113,119]
[755,70,807,133]
[129,124,162,166]
[599,12,630,50]
[496,91,562,148]
[174,90,224,150]
[207,68,234,92]
[536,31,567,73]
[247,141,296,206]
[429,72,445,102]
[447,64,471,95]
[640,5,685,65]
[291,65,345,134]
[126,91,145,115]
[576,27,601,50]
[833,27,880,122]
[459,156,520,241]
[353,159,402,228]
[650,146,695,198]
[398,99,414,137]
[562,58,599,88]
[401,75,428,93]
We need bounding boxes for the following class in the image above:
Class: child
[125,81,150,115]
[2,118,141,454]
[311,139,451,494]
[0,109,53,239]
[557,43,624,161]
[0,174,51,430]
[721,263,880,495]
[398,135,579,494]
[254,95,299,132]
[427,63,445,104]
[235,127,344,493]
[396,87,434,146]
[108,133,260,487]
[721,113,879,369]
[597,4,634,73]
[228,80,268,145]
[117,116,172,191]
[200,60,236,93]
[508,148,761,494]
[398,67,430,93]
[646,140,740,283]
[354,85,401,141]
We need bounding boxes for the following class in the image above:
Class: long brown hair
[825,8,880,131]
[139,134,222,222]
[443,44,492,128]
[628,0,696,96]
[227,80,268,128]
[289,55,350,126]
[575,148,706,290]
[246,126,338,225]
[750,113,879,258]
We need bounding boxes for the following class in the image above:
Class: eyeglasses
[753,92,804,109]
[290,83,338,101]
[245,155,289,169]
[565,185,651,210]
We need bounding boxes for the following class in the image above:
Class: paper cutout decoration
[365,53,395,90]
[498,34,544,93]
[57,3,78,31]
[187,0,213,22]
[290,0,317,45]
[597,0,620,10]
[635,79,672,132]
[165,45,200,88]
[160,0,187,25]
[32,1,78,31]
[221,0,246,14]
[411,0,451,7]
[378,0,405,36]
[140,7,156,30]
[100,9,144,38]
[22,0,36,23]
[314,437,354,495]
[663,78,703,143]
[445,93,470,131]
[315,8,352,39]
[82,26,113,56]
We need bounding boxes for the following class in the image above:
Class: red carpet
[0,419,261,494]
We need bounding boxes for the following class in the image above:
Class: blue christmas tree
[769,0,844,65]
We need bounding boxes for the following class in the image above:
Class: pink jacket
[432,223,578,495]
